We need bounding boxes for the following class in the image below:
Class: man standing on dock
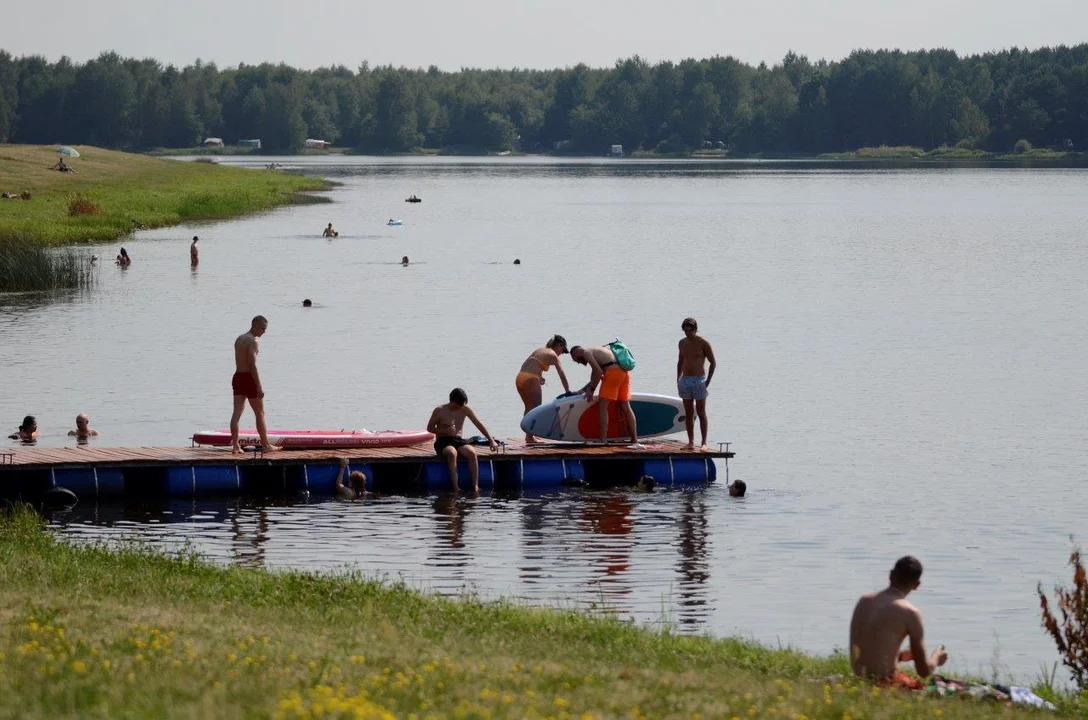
[570,344,641,448]
[230,315,280,454]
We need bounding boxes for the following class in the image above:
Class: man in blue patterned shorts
[676,317,717,450]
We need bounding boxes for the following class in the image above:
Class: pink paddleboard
[192,428,434,449]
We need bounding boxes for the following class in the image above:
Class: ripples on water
[5,158,1088,682]
[48,486,726,630]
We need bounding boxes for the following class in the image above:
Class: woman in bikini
[516,335,572,443]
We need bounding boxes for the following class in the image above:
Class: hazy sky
[4,0,1086,71]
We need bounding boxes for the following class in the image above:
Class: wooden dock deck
[0,439,734,499]
[1,439,732,468]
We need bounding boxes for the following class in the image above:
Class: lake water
[3,157,1087,683]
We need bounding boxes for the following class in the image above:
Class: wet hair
[890,555,923,587]
[20,415,36,430]
[449,387,468,405]
[76,414,89,425]
[252,314,269,326]
[349,470,367,494]
[192,236,199,242]
[302,299,312,307]
[546,335,568,352]
[731,479,746,496]
[513,259,521,265]
[119,248,129,257]
[682,317,698,331]
[637,475,656,491]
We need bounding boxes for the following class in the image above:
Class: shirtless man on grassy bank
[849,555,948,690]
[229,315,280,454]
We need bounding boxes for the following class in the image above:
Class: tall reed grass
[0,238,96,293]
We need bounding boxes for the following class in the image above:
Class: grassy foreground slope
[0,509,1075,719]
[0,145,330,245]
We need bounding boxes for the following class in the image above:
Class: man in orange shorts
[570,345,641,447]
[849,556,948,690]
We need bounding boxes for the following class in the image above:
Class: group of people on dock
[228,314,718,491]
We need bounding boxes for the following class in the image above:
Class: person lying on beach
[335,458,368,500]
[67,413,99,441]
[427,388,498,493]
[8,415,38,442]
[516,335,571,443]
[849,555,948,690]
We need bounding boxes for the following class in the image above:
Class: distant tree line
[1,45,1086,154]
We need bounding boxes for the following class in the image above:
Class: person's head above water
[75,413,90,427]
[20,415,36,431]
[513,259,521,265]
[636,475,656,492]
[728,479,746,497]
[192,236,199,243]
[449,387,468,407]
[546,335,568,354]
[401,256,409,264]
[250,314,269,335]
[889,555,923,592]
[349,470,367,496]
[119,248,128,258]
[302,299,312,308]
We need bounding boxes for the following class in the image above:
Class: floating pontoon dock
[0,440,733,499]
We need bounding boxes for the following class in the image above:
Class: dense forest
[1,45,1087,155]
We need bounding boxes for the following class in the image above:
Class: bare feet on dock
[231,443,243,455]
[699,443,709,452]
[261,444,282,452]
[686,442,696,450]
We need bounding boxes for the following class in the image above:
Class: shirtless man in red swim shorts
[230,315,280,454]
[849,556,948,690]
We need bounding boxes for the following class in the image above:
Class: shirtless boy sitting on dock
[677,317,716,450]
[427,388,497,493]
[849,555,948,690]
[229,315,280,454]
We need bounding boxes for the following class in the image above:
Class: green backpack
[607,339,636,371]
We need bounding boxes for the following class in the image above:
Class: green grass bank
[0,145,331,246]
[0,508,1081,719]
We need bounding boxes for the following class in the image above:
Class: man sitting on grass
[849,555,948,690]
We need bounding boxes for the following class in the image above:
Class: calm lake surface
[3,157,1087,682]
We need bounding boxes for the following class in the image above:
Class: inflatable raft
[521,393,686,442]
[192,428,433,449]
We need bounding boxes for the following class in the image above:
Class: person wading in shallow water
[190,236,199,266]
[229,315,280,454]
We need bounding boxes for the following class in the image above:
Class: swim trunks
[877,672,925,691]
[677,375,708,400]
[434,436,469,455]
[231,372,262,399]
[515,371,543,392]
[599,365,631,402]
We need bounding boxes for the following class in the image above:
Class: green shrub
[1014,139,1033,154]
[0,238,96,292]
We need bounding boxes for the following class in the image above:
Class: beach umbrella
[57,146,80,158]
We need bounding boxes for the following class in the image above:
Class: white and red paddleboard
[192,428,434,449]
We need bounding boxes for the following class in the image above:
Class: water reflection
[49,488,717,631]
